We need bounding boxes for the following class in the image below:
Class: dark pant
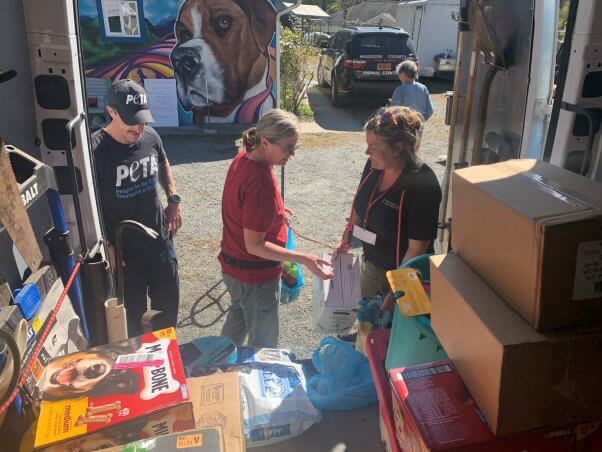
[123,238,179,337]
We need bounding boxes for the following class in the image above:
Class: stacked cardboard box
[430,159,602,437]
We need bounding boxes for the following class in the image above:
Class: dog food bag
[179,336,237,377]
[34,328,194,451]
[238,360,321,447]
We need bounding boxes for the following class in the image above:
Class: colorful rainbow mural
[86,35,176,82]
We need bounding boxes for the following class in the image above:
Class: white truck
[395,0,460,77]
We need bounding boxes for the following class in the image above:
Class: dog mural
[170,0,276,124]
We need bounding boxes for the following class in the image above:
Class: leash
[0,258,83,415]
[286,218,336,251]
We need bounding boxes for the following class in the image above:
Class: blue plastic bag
[307,337,377,411]
[357,295,392,330]
[280,226,304,304]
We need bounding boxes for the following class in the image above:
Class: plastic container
[385,254,448,371]
[365,328,400,452]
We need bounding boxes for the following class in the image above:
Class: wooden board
[0,139,42,272]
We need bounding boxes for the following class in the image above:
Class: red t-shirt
[219,151,287,283]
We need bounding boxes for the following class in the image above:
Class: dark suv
[317,26,417,106]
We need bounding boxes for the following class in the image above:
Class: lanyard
[363,173,391,228]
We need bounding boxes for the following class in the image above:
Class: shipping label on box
[35,328,191,450]
[103,427,224,452]
[573,240,602,300]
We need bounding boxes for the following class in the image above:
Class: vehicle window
[333,32,343,50]
[328,33,337,48]
[341,32,352,52]
[354,34,416,58]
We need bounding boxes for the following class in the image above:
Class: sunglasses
[267,138,299,154]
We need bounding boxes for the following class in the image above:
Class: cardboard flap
[454,159,601,222]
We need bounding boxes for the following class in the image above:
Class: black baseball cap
[107,79,154,125]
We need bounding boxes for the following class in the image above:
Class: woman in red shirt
[219,109,332,348]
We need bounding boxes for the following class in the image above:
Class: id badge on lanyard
[353,175,388,246]
[352,224,377,245]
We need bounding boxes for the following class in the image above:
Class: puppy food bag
[238,360,321,447]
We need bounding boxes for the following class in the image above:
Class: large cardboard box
[452,159,602,330]
[389,360,599,451]
[187,372,246,452]
[312,252,361,334]
[430,254,602,436]
[34,328,194,450]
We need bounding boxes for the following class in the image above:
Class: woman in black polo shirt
[338,106,442,302]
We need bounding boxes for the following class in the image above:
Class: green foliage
[280,28,316,117]
[558,0,569,31]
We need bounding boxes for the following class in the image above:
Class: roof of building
[283,3,331,18]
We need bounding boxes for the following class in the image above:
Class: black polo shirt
[353,160,441,270]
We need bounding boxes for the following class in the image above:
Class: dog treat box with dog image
[34,328,194,450]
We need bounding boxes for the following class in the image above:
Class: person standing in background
[390,60,434,122]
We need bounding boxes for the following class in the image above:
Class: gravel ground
[163,78,450,358]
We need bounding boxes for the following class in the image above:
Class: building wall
[78,0,277,127]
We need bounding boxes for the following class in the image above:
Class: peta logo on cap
[126,94,148,105]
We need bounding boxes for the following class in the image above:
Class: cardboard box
[34,328,194,450]
[43,405,195,452]
[389,360,585,451]
[187,372,246,452]
[312,252,361,334]
[452,159,602,330]
[104,427,225,451]
[430,254,602,436]
[21,278,88,404]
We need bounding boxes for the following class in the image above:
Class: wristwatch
[167,194,181,204]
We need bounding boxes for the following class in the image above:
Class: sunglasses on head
[373,107,397,127]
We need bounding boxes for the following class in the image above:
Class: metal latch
[533,99,553,120]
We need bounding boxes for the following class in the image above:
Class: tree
[280,28,315,117]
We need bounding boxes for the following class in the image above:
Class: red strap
[0,260,83,415]
[396,190,406,267]
[341,169,375,248]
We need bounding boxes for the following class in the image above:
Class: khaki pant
[360,259,390,299]
[221,273,280,348]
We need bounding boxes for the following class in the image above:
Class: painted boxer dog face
[170,0,276,111]
[42,346,140,400]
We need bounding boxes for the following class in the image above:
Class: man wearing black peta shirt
[92,79,182,337]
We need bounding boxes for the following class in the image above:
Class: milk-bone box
[34,328,194,450]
